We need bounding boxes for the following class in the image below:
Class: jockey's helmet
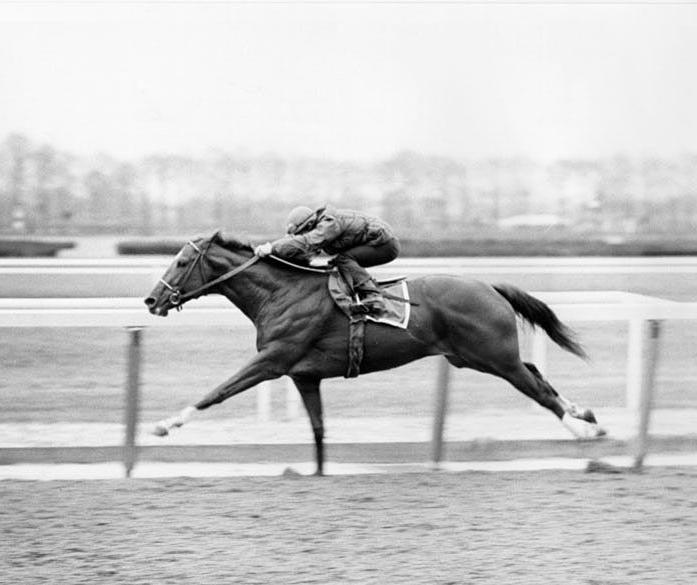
[286,206,314,235]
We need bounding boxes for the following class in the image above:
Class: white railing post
[531,328,548,377]
[285,377,300,420]
[633,320,662,470]
[257,381,272,422]
[527,328,549,410]
[431,356,451,468]
[626,318,646,411]
[124,326,143,478]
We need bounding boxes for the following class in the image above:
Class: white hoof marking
[152,407,196,437]
[152,423,169,437]
[178,406,197,424]
[562,413,605,440]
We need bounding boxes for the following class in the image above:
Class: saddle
[327,271,413,378]
[327,272,412,328]
[266,255,413,378]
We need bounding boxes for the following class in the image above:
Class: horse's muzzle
[144,296,168,316]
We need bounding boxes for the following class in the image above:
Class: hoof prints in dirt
[2,469,697,584]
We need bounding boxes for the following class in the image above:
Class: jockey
[254,205,400,313]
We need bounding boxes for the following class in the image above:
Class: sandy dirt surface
[2,467,697,584]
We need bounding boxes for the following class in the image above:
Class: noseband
[159,240,259,309]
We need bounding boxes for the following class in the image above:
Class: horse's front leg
[292,376,325,476]
[152,350,287,436]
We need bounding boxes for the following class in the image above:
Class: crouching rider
[254,205,400,314]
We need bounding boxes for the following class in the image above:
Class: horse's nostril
[144,297,156,307]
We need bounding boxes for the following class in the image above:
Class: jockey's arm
[265,235,313,264]
[269,214,342,258]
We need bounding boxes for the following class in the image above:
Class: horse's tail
[493,284,588,360]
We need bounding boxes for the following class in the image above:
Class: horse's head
[144,230,255,316]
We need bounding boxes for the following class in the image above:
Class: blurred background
[1,3,696,255]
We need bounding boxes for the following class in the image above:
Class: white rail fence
[2,291,697,475]
[3,256,697,297]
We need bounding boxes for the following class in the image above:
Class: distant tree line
[1,132,696,237]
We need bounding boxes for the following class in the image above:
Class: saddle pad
[328,272,411,329]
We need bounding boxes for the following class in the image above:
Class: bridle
[159,240,259,309]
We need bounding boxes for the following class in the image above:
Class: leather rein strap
[160,240,260,307]
[177,254,260,303]
[162,243,330,308]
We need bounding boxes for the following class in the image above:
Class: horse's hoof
[586,460,624,474]
[581,409,598,424]
[562,413,605,440]
[152,424,169,437]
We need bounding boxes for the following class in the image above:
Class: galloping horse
[145,231,605,475]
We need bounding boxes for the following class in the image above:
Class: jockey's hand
[254,242,273,257]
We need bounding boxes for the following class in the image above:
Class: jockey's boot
[356,278,386,314]
[333,255,386,314]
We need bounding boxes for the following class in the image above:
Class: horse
[144,230,605,475]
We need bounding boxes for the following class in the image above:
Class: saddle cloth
[327,272,411,329]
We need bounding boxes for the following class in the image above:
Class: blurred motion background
[1,3,696,251]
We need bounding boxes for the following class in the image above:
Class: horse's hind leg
[502,361,605,439]
[524,363,597,422]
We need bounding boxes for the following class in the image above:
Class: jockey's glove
[254,242,273,257]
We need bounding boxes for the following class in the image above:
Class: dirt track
[2,467,697,584]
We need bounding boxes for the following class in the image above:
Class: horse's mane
[213,233,253,253]
[210,231,332,275]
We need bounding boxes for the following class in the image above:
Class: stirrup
[360,292,386,313]
[349,301,371,316]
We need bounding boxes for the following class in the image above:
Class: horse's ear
[211,229,224,243]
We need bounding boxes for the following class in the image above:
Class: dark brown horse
[145,231,605,475]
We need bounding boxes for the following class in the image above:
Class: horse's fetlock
[152,423,169,437]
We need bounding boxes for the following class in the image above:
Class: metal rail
[2,291,697,475]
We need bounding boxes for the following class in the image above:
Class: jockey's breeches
[333,238,400,288]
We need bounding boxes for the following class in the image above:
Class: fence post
[626,318,646,411]
[124,327,143,478]
[633,320,662,470]
[531,328,548,377]
[431,356,451,469]
[285,376,300,420]
[257,381,272,422]
[529,329,549,411]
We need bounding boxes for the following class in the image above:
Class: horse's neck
[218,258,317,322]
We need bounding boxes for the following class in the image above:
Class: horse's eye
[177,259,189,268]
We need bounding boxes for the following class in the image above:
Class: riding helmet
[286,206,315,235]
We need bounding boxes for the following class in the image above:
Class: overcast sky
[1,2,696,162]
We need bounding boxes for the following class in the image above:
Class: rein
[159,241,260,308]
[267,254,333,274]
[176,255,260,302]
